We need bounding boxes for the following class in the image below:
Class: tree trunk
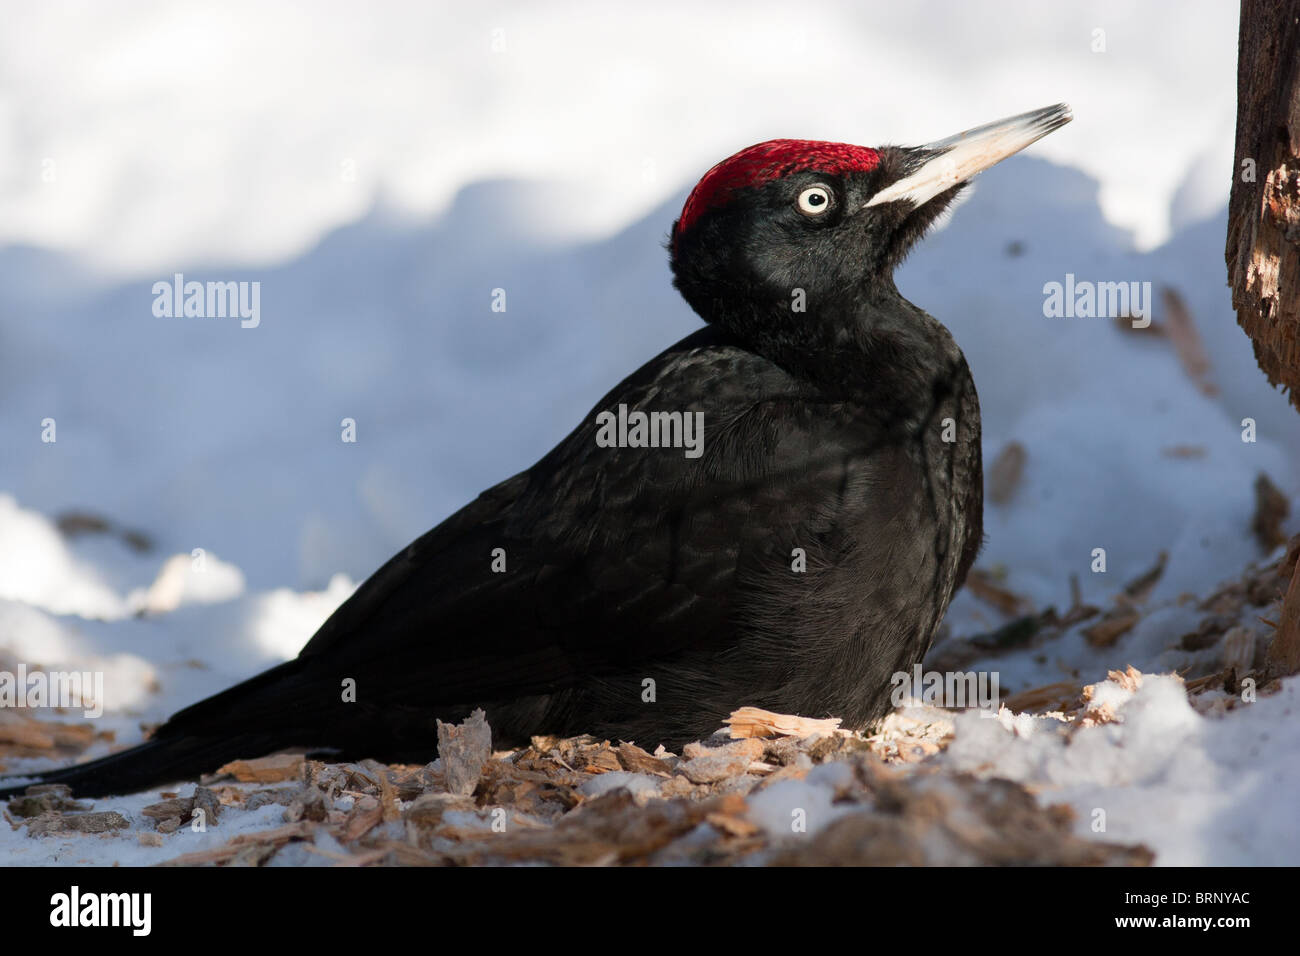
[1226,0,1300,406]
[1227,0,1300,676]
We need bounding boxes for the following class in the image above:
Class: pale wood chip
[725,707,842,739]
[218,752,305,784]
[1104,665,1145,693]
[436,708,492,796]
[682,738,764,761]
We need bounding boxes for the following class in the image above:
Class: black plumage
[1,105,1070,798]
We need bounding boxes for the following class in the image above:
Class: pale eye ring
[796,184,833,217]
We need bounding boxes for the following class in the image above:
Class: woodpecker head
[670,104,1072,328]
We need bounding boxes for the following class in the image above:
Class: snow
[579,771,663,799]
[746,762,858,837]
[0,791,290,867]
[1,1,1296,865]
[945,675,1300,866]
[2,0,1236,271]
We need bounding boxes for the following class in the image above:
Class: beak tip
[1044,102,1073,130]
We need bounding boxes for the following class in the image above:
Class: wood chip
[1077,668,1147,724]
[160,822,311,866]
[1221,627,1257,674]
[27,811,129,836]
[988,441,1027,506]
[1161,286,1217,396]
[964,569,1034,616]
[355,759,402,822]
[677,752,753,784]
[4,784,89,818]
[436,708,492,796]
[0,713,106,756]
[1082,607,1141,648]
[682,738,764,761]
[894,738,942,763]
[1102,666,1144,694]
[725,707,842,740]
[615,742,673,777]
[1114,312,1164,335]
[193,786,222,825]
[574,744,622,774]
[1267,556,1300,676]
[218,753,305,784]
[704,795,760,838]
[1001,681,1082,714]
[1120,551,1168,605]
[1162,445,1207,459]
[341,795,384,841]
[0,721,54,750]
[1253,472,1290,551]
[141,797,194,820]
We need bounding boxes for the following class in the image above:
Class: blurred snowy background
[2,0,1298,864]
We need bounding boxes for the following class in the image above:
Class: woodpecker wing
[157,324,880,742]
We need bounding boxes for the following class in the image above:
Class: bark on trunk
[1226,0,1300,406]
[1227,1,1300,676]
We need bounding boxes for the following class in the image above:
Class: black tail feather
[0,731,287,800]
[0,658,317,800]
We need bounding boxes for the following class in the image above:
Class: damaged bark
[1226,0,1300,406]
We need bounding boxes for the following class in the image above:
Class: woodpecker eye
[796,185,833,217]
